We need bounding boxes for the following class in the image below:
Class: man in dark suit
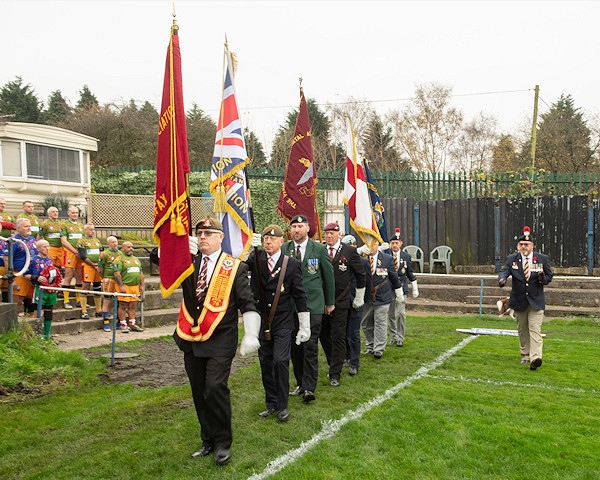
[320,222,366,386]
[388,228,419,347]
[173,218,260,466]
[342,235,372,376]
[246,225,309,422]
[282,214,335,403]
[498,226,553,370]
[358,239,402,359]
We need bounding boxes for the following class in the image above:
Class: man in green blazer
[283,214,335,403]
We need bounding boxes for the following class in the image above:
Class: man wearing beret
[388,228,419,347]
[246,225,309,422]
[498,226,553,371]
[283,214,335,403]
[357,239,403,359]
[172,218,261,466]
[320,222,366,386]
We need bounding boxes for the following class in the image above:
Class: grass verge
[1,314,599,479]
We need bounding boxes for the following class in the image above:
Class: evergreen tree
[42,90,72,125]
[361,113,405,171]
[525,94,595,172]
[76,85,99,109]
[270,97,340,170]
[244,128,267,167]
[186,103,217,167]
[0,76,43,123]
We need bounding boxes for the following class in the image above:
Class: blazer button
[267,303,272,307]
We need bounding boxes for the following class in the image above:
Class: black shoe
[214,448,230,466]
[373,352,383,359]
[191,445,214,458]
[303,390,316,403]
[277,408,290,423]
[530,358,543,370]
[258,408,277,418]
[289,386,304,396]
[330,378,340,387]
[348,367,358,376]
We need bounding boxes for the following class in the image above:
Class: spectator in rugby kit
[39,207,64,268]
[113,241,144,333]
[60,206,85,309]
[98,236,122,331]
[5,218,37,314]
[77,224,103,320]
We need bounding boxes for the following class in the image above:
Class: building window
[26,143,81,183]
[1,141,22,177]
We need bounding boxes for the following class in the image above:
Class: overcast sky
[3,0,599,151]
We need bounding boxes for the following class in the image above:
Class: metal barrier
[39,285,140,367]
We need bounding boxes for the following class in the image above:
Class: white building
[0,122,98,216]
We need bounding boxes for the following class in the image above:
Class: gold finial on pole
[299,77,303,88]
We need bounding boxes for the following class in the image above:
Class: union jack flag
[209,44,253,258]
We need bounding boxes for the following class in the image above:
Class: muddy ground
[85,337,257,388]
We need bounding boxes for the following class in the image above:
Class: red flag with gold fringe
[277,86,319,238]
[153,23,193,297]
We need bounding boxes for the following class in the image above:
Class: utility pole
[530,84,539,170]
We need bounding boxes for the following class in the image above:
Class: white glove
[378,242,390,252]
[411,280,419,298]
[357,244,371,256]
[240,311,261,356]
[189,236,198,255]
[251,233,262,248]
[295,311,311,345]
[395,288,405,303]
[352,287,365,309]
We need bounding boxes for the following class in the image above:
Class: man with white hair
[40,207,64,268]
[4,218,37,313]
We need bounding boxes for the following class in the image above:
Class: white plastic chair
[429,245,453,274]
[403,245,424,273]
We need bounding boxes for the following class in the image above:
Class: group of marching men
[0,198,145,338]
[171,214,418,466]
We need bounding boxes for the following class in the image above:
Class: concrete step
[409,298,599,318]
[26,307,180,336]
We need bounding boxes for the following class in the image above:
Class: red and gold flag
[277,87,319,238]
[153,23,193,297]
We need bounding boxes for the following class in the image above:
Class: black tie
[295,245,302,261]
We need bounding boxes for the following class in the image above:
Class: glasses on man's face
[196,231,220,238]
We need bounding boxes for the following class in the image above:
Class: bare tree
[451,112,499,171]
[388,82,463,173]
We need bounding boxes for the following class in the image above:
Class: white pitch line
[247,335,478,480]
[425,374,600,395]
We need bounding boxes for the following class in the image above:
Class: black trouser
[346,305,364,370]
[320,307,349,380]
[291,313,322,393]
[183,352,233,451]
[258,327,293,411]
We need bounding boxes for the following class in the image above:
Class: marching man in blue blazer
[358,239,402,359]
[498,226,553,370]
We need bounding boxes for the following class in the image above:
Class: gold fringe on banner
[213,184,227,213]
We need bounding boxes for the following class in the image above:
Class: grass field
[1,314,599,479]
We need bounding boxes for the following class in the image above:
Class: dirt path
[54,324,257,389]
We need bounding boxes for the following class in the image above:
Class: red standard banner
[153,25,193,297]
[277,87,319,238]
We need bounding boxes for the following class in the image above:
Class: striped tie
[524,257,530,280]
[295,245,302,261]
[369,255,374,275]
[394,253,399,270]
[196,256,209,299]
[267,256,274,273]
[329,247,335,261]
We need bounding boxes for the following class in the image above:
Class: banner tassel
[213,184,227,213]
